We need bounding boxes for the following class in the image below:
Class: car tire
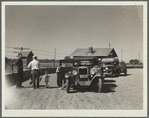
[57,74,62,87]
[97,78,102,93]
[66,79,70,93]
[111,71,113,77]
[124,70,127,76]
[117,69,121,76]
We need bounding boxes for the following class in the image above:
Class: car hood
[104,65,113,67]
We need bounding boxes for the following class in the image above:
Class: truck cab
[101,58,120,77]
[57,56,104,93]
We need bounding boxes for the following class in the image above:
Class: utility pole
[138,52,140,63]
[121,50,123,61]
[54,48,56,68]
[109,43,110,48]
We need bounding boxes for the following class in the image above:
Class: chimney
[89,46,93,53]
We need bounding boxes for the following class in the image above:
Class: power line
[31,48,68,55]
[34,53,64,57]
[6,50,66,56]
[138,52,140,62]
[5,51,13,52]
[33,51,66,57]
[121,50,123,61]
[5,55,16,56]
[33,50,67,56]
[5,47,14,48]
[54,48,56,68]
[6,51,66,57]
[5,55,17,58]
[14,47,30,50]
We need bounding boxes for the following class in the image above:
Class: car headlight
[65,73,70,78]
[106,67,108,70]
[72,70,78,75]
[103,68,106,72]
[90,68,96,75]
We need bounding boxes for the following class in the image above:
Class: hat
[33,55,37,59]
[17,53,22,57]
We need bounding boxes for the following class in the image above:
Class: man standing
[56,65,62,87]
[15,53,23,88]
[27,56,40,89]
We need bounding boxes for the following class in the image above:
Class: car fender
[90,73,102,83]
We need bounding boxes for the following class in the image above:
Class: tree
[134,59,138,64]
[129,59,139,65]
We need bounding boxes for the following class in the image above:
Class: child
[44,70,50,88]
[29,74,33,87]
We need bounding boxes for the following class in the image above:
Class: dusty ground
[5,69,143,110]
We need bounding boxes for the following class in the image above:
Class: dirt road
[5,69,143,110]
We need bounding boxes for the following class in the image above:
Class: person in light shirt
[27,56,40,89]
[43,70,50,88]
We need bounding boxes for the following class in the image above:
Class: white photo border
[2,1,148,117]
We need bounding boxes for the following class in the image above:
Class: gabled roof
[71,48,116,57]
[21,51,33,57]
[101,58,115,62]
[73,56,97,60]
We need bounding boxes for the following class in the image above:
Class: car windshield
[74,60,96,66]
[103,62,114,65]
[61,62,73,67]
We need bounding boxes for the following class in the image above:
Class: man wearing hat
[27,56,40,89]
[15,53,23,88]
[56,65,62,87]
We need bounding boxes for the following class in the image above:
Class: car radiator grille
[79,68,88,75]
[78,68,88,81]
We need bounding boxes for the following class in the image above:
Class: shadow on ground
[102,83,117,93]
[119,74,132,76]
[5,73,31,88]
[105,73,132,78]
[67,79,117,94]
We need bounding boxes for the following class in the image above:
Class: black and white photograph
[2,1,147,117]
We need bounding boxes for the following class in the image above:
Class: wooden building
[21,51,34,69]
[70,47,118,59]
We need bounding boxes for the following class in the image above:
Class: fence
[5,67,57,87]
[5,62,59,74]
[126,64,143,68]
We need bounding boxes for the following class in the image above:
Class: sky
[5,4,144,62]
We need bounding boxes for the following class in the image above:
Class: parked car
[119,61,127,75]
[57,56,104,93]
[101,58,121,77]
[57,59,73,87]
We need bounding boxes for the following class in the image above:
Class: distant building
[71,47,118,59]
[21,51,34,69]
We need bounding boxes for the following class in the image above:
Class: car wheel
[57,74,62,87]
[66,79,70,93]
[111,71,113,77]
[97,78,102,93]
[124,70,127,76]
[117,69,121,76]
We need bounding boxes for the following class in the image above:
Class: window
[61,62,73,67]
